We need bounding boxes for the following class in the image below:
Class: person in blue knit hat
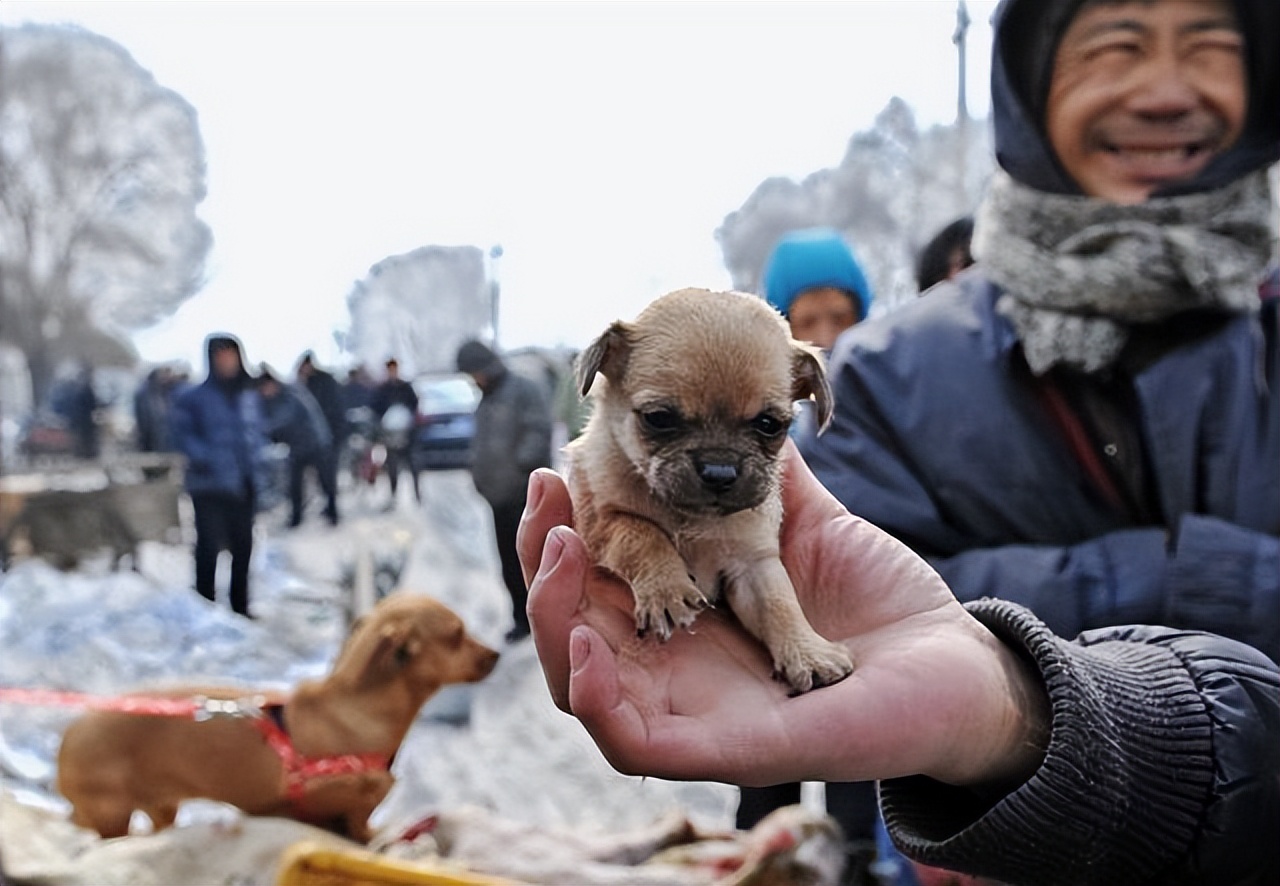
[762,227,873,352]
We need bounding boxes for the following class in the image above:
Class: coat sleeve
[879,599,1280,886]
[513,379,553,472]
[797,348,1280,664]
[169,390,211,469]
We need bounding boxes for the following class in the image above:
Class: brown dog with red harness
[55,592,499,842]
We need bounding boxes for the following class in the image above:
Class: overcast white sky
[0,1,997,376]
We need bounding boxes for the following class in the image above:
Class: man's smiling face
[1046,0,1247,204]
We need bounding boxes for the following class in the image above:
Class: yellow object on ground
[276,841,524,886]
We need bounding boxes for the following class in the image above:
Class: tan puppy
[566,287,853,693]
[56,592,499,842]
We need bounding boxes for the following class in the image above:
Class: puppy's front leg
[725,559,853,694]
[591,513,709,640]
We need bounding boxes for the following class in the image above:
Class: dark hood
[991,0,1280,196]
[204,333,254,386]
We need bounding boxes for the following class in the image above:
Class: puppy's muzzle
[694,453,741,493]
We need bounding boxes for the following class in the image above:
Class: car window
[415,376,479,414]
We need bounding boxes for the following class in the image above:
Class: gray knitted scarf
[972,170,1276,375]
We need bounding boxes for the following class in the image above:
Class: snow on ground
[0,469,737,882]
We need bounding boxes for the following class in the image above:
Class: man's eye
[751,413,786,438]
[639,409,682,434]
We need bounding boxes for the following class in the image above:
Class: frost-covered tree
[342,245,491,376]
[717,98,994,314]
[0,24,211,403]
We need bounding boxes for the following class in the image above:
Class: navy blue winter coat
[800,281,1280,663]
[171,340,269,502]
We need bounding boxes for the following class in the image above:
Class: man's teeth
[1109,146,1198,160]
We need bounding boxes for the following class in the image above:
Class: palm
[518,445,1034,789]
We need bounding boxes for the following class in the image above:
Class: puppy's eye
[638,408,683,435]
[750,413,787,438]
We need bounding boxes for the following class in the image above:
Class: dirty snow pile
[0,471,739,884]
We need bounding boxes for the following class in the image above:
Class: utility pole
[953,0,970,125]
[953,0,972,208]
[487,244,504,348]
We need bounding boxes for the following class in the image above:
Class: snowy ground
[0,469,739,883]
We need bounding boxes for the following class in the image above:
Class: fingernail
[569,626,591,673]
[527,471,545,511]
[542,525,568,570]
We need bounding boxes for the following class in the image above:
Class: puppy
[566,288,853,693]
[56,592,499,842]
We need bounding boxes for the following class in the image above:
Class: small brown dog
[56,592,499,842]
[566,287,853,693]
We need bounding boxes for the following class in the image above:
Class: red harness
[253,703,391,804]
[0,687,391,806]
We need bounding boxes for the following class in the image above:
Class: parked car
[410,373,479,471]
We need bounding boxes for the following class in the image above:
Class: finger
[518,469,574,589]
[779,439,850,532]
[564,625,680,780]
[527,525,591,712]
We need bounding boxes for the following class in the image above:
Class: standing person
[134,366,179,454]
[798,0,1280,669]
[746,225,880,881]
[258,369,337,528]
[170,334,268,618]
[456,339,552,643]
[55,365,100,460]
[371,358,421,506]
[295,352,345,501]
[762,227,873,355]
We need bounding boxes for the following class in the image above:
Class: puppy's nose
[695,455,740,492]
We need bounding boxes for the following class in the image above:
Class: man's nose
[1125,51,1200,121]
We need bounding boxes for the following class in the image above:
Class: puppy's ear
[577,322,633,397]
[792,345,833,432]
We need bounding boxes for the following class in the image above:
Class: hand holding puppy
[517,445,1049,791]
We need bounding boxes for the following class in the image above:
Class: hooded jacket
[457,342,553,507]
[798,0,1280,882]
[171,334,270,501]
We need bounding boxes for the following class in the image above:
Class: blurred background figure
[915,215,975,293]
[133,365,182,454]
[371,358,420,507]
[294,351,345,517]
[50,364,101,460]
[170,334,268,618]
[456,339,552,643]
[763,226,873,354]
[258,367,338,528]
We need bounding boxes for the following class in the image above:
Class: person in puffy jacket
[259,369,337,528]
[798,0,1280,666]
[171,334,269,618]
[456,339,552,643]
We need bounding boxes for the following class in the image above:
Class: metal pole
[488,244,503,348]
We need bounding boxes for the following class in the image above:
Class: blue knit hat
[762,228,872,321]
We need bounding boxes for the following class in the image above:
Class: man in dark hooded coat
[456,340,552,642]
[171,334,269,617]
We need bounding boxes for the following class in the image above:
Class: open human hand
[517,442,1047,790]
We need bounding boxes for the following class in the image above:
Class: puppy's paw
[773,637,854,695]
[633,581,710,641]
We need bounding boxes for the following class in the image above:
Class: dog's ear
[576,322,633,397]
[360,626,420,685]
[792,344,833,432]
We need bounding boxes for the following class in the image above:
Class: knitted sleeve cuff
[879,598,1214,886]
